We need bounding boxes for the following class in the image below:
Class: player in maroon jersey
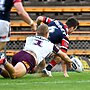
[0,24,72,79]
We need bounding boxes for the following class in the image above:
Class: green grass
[0,71,90,90]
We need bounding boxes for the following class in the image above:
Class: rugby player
[0,24,72,79]
[36,16,79,77]
[0,0,36,51]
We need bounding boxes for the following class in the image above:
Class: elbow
[36,16,43,26]
[37,16,43,20]
[36,16,43,22]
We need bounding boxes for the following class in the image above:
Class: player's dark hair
[66,17,79,28]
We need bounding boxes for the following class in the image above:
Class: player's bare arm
[14,2,37,31]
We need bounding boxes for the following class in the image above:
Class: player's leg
[0,58,16,78]
[0,67,10,78]
[32,59,46,73]
[0,51,27,79]
[12,62,27,78]
[42,55,62,77]
[0,52,14,78]
[61,61,69,77]
[0,58,27,79]
[37,59,46,72]
[11,50,36,78]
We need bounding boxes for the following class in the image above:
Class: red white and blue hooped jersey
[42,16,70,53]
[0,0,21,22]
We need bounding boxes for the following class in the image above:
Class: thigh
[12,50,36,72]
[35,59,46,73]
[0,67,10,78]
[13,62,27,78]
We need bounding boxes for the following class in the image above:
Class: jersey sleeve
[60,37,69,53]
[43,16,53,24]
[53,45,60,54]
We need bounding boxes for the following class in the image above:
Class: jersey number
[34,39,42,47]
[48,26,57,33]
[0,0,5,11]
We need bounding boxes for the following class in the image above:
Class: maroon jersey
[0,0,21,22]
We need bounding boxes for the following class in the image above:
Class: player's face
[68,26,77,34]
[73,26,78,31]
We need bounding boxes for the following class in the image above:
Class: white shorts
[0,20,11,42]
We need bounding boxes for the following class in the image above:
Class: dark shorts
[12,50,36,73]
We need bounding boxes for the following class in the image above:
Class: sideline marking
[0,80,90,86]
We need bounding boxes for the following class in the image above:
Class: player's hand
[31,22,37,31]
[64,73,69,77]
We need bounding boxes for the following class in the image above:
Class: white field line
[0,80,90,86]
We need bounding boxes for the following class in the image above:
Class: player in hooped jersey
[36,16,79,77]
[0,0,36,51]
[0,24,72,79]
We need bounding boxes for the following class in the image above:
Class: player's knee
[10,74,16,79]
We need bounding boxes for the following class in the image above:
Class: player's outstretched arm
[58,50,72,63]
[14,2,37,31]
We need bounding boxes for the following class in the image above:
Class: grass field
[0,71,90,90]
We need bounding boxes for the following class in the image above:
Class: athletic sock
[46,64,53,71]
[46,60,57,71]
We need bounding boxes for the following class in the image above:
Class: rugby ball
[71,56,83,72]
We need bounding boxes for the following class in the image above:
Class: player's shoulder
[54,19,62,23]
[26,36,35,40]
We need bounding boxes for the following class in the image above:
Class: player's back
[48,20,69,44]
[23,36,54,64]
